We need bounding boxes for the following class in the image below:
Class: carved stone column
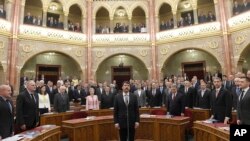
[193,8,198,24]
[42,7,48,27]
[5,0,13,21]
[86,0,93,82]
[172,11,177,28]
[81,16,86,33]
[19,2,25,24]
[109,17,114,33]
[214,0,220,21]
[64,12,68,30]
[128,16,132,33]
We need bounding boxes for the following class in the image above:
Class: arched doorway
[96,54,148,89]
[96,7,109,34]
[158,3,173,31]
[238,44,250,73]
[197,0,216,23]
[162,49,221,80]
[21,52,82,84]
[69,4,82,32]
[131,6,146,33]
[24,0,42,25]
[0,63,4,84]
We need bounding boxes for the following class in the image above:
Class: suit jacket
[231,86,240,110]
[211,88,232,122]
[96,87,104,101]
[0,97,14,139]
[166,92,185,116]
[100,92,114,109]
[196,89,211,109]
[73,89,87,105]
[184,87,195,108]
[46,86,55,105]
[237,88,250,125]
[65,87,74,101]
[24,16,33,24]
[148,89,161,107]
[16,90,39,128]
[53,93,70,113]
[114,93,139,128]
[0,9,6,19]
[134,89,146,107]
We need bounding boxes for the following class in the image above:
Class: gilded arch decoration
[111,2,130,18]
[93,4,112,18]
[66,0,86,17]
[156,0,174,15]
[129,2,149,18]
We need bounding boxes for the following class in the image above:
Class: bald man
[0,85,14,139]
[16,80,39,132]
[53,86,70,113]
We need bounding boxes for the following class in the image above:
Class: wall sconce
[183,2,191,9]
[49,4,58,11]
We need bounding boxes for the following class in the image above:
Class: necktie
[240,90,245,101]
[216,90,219,98]
[30,94,36,103]
[125,94,129,105]
[6,100,12,113]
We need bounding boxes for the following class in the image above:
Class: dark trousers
[119,127,135,141]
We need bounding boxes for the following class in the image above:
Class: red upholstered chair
[150,109,167,115]
[71,111,88,119]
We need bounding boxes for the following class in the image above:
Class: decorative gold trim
[22,44,33,53]
[96,51,104,58]
[235,34,246,45]
[75,49,83,57]
[160,48,168,55]
[208,41,219,49]
[140,49,148,57]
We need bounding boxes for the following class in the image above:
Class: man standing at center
[114,81,140,141]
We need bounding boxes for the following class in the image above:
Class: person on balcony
[207,11,216,22]
[57,17,64,29]
[178,17,185,28]
[36,16,42,26]
[24,12,33,24]
[198,11,207,23]
[233,1,241,15]
[160,21,166,31]
[74,22,82,32]
[0,5,6,19]
[113,23,121,33]
[241,0,250,12]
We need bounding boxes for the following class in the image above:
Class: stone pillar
[146,17,149,33]
[172,11,178,28]
[214,0,220,21]
[155,15,159,32]
[19,3,25,24]
[110,17,114,33]
[92,17,96,33]
[149,0,157,80]
[81,16,85,33]
[5,0,13,21]
[86,0,93,82]
[218,0,233,75]
[7,0,21,91]
[193,8,198,24]
[42,8,47,27]
[64,12,68,30]
[128,16,132,33]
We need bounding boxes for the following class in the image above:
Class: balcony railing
[156,22,221,41]
[0,18,11,33]
[19,25,87,43]
[92,33,150,43]
[228,11,250,28]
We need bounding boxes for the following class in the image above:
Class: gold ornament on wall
[160,48,168,55]
[75,49,83,57]
[235,34,246,45]
[140,49,148,57]
[96,50,104,58]
[22,44,33,53]
[207,41,218,49]
[0,41,4,49]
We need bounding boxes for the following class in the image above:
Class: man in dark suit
[73,85,87,105]
[231,77,241,110]
[16,80,39,131]
[241,0,250,12]
[148,83,161,107]
[134,83,147,107]
[237,77,250,125]
[46,81,55,105]
[210,77,232,124]
[166,84,185,116]
[65,81,74,102]
[183,81,195,108]
[114,81,139,141]
[24,12,33,24]
[54,86,70,113]
[96,82,104,101]
[101,86,114,109]
[0,85,14,139]
[196,82,211,109]
[0,5,6,19]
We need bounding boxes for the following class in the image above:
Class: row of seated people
[233,0,250,16]
[0,4,6,19]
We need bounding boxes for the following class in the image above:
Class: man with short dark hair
[210,77,232,124]
[114,81,139,141]
[237,77,250,125]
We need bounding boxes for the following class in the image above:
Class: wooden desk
[5,125,61,141]
[190,108,211,121]
[193,121,229,141]
[62,115,190,141]
[40,108,166,126]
